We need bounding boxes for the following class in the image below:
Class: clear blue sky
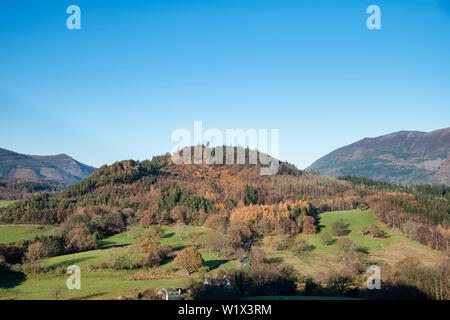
[1,0,449,169]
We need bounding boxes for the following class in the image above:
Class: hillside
[0,210,445,300]
[1,146,448,251]
[0,179,67,200]
[0,147,96,185]
[307,128,450,185]
[0,146,448,300]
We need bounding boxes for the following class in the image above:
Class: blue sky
[1,0,449,169]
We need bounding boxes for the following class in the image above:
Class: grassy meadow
[262,209,442,276]
[0,200,18,208]
[0,225,55,244]
[0,225,237,300]
[0,209,443,300]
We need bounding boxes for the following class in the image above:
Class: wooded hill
[0,146,448,253]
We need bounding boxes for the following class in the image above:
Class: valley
[0,209,445,300]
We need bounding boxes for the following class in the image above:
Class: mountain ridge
[306,128,450,185]
[0,147,96,185]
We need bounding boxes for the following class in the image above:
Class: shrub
[327,272,357,297]
[272,236,294,250]
[138,288,160,300]
[368,224,388,238]
[331,220,347,236]
[87,263,97,271]
[335,238,356,254]
[109,247,142,270]
[55,265,67,275]
[9,263,22,273]
[49,284,65,300]
[144,246,173,268]
[200,232,233,257]
[319,232,334,246]
[0,254,7,270]
[0,244,24,264]
[24,242,46,263]
[359,224,370,236]
[174,247,204,273]
[303,277,317,296]
[291,239,313,254]
[250,247,266,265]
[302,216,317,234]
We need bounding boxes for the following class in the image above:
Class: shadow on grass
[162,232,175,239]
[204,259,228,271]
[50,257,93,269]
[265,257,284,264]
[172,245,187,251]
[69,292,107,300]
[341,229,351,236]
[100,241,129,249]
[0,271,26,289]
[356,246,369,254]
[160,257,175,267]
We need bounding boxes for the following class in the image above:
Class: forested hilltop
[1,147,448,254]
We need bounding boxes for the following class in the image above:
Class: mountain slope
[0,147,96,185]
[306,128,450,185]
[1,146,448,253]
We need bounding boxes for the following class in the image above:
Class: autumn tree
[249,247,266,265]
[204,215,228,234]
[327,272,357,296]
[140,228,162,252]
[174,247,204,273]
[66,226,96,252]
[302,216,317,235]
[24,241,46,273]
[227,222,252,248]
[169,205,192,224]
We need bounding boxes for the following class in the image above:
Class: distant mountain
[307,128,450,185]
[0,148,96,185]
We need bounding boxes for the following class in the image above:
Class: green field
[306,209,398,253]
[0,209,443,300]
[0,200,18,208]
[0,225,237,300]
[0,225,55,244]
[264,209,442,276]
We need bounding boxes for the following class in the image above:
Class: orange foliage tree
[229,200,314,235]
[174,247,204,273]
[139,229,161,252]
